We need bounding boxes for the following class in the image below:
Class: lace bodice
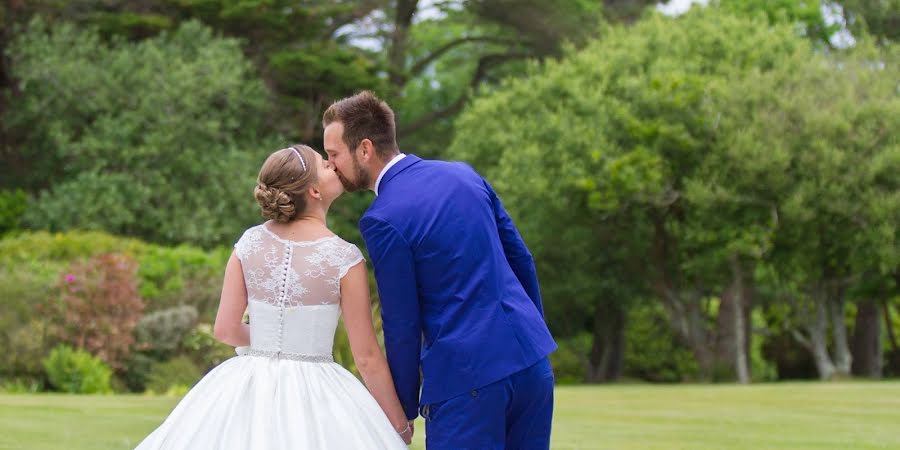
[234,224,364,357]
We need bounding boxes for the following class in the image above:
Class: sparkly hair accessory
[289,146,307,171]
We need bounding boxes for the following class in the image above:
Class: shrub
[42,345,112,394]
[1,320,51,378]
[549,333,592,384]
[135,245,229,320]
[0,255,64,377]
[181,323,235,372]
[624,304,699,382]
[145,356,202,394]
[45,253,144,369]
[120,353,155,393]
[0,189,27,236]
[0,230,228,317]
[133,305,199,360]
[0,376,43,393]
[0,231,234,384]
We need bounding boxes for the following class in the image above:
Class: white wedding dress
[135,225,407,449]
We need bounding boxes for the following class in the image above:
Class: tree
[747,42,898,379]
[715,0,839,47]
[838,0,900,44]
[449,9,805,380]
[5,20,275,247]
[449,7,897,381]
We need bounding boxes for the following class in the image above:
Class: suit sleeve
[359,215,422,420]
[483,178,545,317]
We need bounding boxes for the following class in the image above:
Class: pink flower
[65,274,76,284]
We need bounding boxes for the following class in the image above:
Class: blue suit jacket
[359,155,557,419]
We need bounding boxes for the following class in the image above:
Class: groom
[323,91,557,449]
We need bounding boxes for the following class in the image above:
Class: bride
[135,145,410,449]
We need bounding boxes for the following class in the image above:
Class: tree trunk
[587,302,625,382]
[730,256,751,384]
[715,256,753,383]
[827,288,852,376]
[809,296,836,380]
[685,300,715,380]
[648,214,714,380]
[715,285,737,381]
[851,300,882,378]
[387,0,419,89]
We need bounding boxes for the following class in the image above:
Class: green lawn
[1,382,899,449]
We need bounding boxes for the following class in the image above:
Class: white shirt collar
[374,153,406,196]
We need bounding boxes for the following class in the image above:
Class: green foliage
[750,310,779,382]
[449,5,898,380]
[549,333,592,384]
[715,0,838,47]
[145,356,202,394]
[623,304,699,382]
[0,231,227,381]
[86,11,173,39]
[133,306,199,361]
[0,230,228,315]
[42,345,112,394]
[839,0,900,43]
[6,19,275,247]
[0,189,26,236]
[0,255,61,377]
[449,7,806,359]
[120,352,155,393]
[0,376,43,393]
[134,244,229,320]
[181,323,235,372]
[268,42,386,106]
[0,320,50,379]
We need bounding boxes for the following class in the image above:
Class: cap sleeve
[338,242,365,279]
[233,227,261,262]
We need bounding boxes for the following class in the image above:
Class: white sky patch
[821,2,856,48]
[657,0,709,16]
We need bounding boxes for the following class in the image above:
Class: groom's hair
[323,91,399,160]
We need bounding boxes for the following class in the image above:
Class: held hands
[396,420,414,445]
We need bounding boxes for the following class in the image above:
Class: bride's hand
[396,420,413,445]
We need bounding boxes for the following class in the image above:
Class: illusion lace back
[234,224,364,358]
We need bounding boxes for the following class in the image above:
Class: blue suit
[360,155,557,449]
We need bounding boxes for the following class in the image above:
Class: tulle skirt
[134,355,407,449]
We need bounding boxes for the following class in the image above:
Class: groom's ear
[358,138,375,162]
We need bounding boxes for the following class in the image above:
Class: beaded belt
[242,348,333,363]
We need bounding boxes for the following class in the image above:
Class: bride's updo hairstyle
[254,145,318,223]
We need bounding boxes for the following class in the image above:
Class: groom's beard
[337,156,371,193]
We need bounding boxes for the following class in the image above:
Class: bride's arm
[213,253,250,347]
[341,262,412,444]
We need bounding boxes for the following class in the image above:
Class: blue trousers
[421,358,554,449]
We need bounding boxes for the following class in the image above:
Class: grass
[1,382,899,449]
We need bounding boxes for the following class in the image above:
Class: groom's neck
[367,159,387,192]
[368,151,400,193]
